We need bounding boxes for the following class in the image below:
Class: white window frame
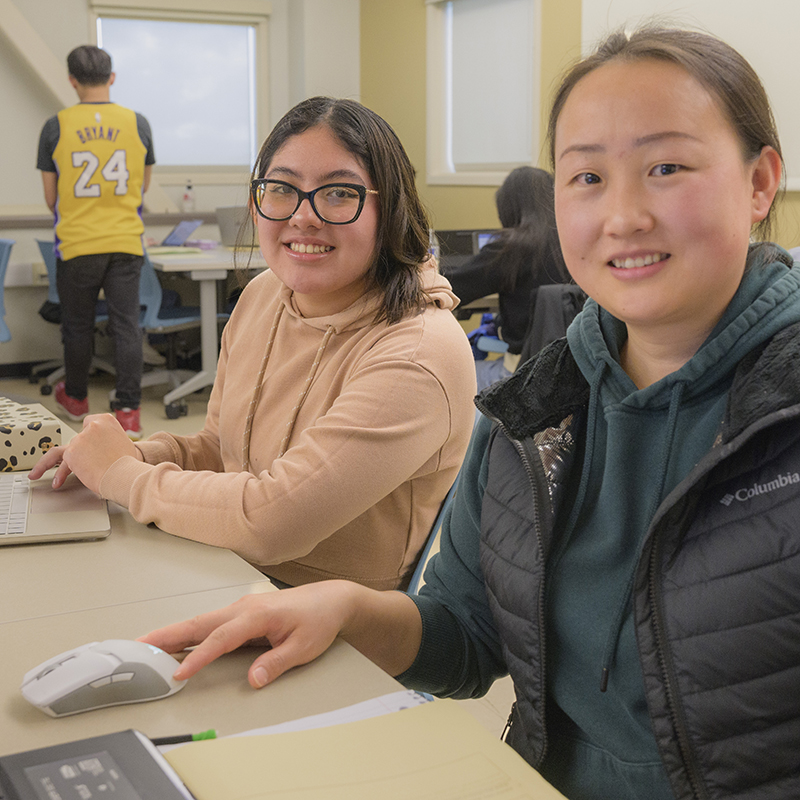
[89,0,271,183]
[425,0,541,186]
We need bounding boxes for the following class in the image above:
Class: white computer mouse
[20,639,187,717]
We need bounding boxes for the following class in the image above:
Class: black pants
[56,252,143,409]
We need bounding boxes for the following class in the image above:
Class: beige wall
[360,0,800,249]
[775,194,800,251]
[361,0,579,231]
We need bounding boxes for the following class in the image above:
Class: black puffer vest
[476,323,800,799]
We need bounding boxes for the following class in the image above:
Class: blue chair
[406,470,462,595]
[135,254,229,418]
[476,334,509,355]
[31,240,114,395]
[0,240,14,343]
[407,407,483,595]
[404,465,463,705]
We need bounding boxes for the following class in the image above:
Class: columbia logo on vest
[720,472,800,505]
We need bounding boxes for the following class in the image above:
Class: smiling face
[554,57,779,360]
[256,125,380,318]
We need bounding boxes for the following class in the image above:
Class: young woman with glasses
[31,97,476,590]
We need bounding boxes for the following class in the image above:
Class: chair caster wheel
[165,402,187,419]
[40,385,52,396]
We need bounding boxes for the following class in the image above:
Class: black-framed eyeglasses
[250,179,378,225]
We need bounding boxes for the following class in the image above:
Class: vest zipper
[501,703,515,741]
[641,408,795,800]
[475,399,550,766]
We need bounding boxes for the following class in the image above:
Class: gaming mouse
[20,639,187,717]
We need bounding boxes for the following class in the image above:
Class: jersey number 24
[71,150,129,197]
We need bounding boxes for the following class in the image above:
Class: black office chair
[519,284,587,363]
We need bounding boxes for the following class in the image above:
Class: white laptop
[216,206,257,249]
[0,471,110,546]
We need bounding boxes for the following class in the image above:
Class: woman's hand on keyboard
[29,413,141,493]
[28,444,68,482]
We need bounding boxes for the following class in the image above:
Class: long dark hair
[248,97,431,325]
[490,166,568,292]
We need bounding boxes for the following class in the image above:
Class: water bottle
[181,181,195,213]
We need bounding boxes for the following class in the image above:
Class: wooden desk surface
[0,585,401,755]
[0,502,266,625]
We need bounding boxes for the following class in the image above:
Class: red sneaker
[115,407,142,441]
[54,381,88,421]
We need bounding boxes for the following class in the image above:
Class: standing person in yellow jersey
[37,45,155,439]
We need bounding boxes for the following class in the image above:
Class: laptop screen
[161,220,203,246]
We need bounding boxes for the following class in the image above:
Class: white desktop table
[148,248,265,407]
[0,502,268,625]
[0,405,402,757]
[0,584,401,754]
[0,419,268,626]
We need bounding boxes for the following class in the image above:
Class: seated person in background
[31,96,477,590]
[443,166,569,389]
[142,26,800,800]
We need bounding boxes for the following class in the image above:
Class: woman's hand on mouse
[139,581,423,689]
[28,413,142,493]
[140,583,358,689]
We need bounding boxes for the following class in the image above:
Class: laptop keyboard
[0,473,30,536]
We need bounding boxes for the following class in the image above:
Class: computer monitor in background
[435,229,500,271]
[216,206,257,249]
[473,230,500,252]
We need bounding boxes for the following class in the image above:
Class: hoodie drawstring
[242,304,284,471]
[242,304,336,472]
[599,380,686,691]
[277,324,335,457]
[560,361,606,543]
[241,304,336,470]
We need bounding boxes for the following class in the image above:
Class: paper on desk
[146,246,204,256]
[156,691,430,755]
[227,689,430,737]
[164,699,566,800]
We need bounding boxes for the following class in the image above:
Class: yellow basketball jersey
[52,103,147,260]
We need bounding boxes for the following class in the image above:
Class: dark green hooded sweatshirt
[540,248,800,798]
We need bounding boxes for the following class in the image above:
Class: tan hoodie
[100,267,477,589]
